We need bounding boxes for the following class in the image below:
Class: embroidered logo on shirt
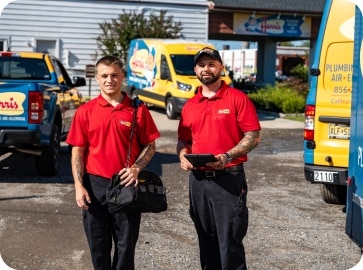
[120,120,131,127]
[217,109,230,114]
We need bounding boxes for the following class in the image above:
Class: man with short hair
[67,55,160,270]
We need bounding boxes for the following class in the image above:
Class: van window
[160,54,171,80]
[171,53,228,77]
[170,54,195,75]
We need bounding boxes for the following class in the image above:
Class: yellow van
[125,39,232,119]
[304,0,355,204]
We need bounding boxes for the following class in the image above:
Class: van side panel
[127,39,159,98]
[346,4,363,248]
[304,0,355,189]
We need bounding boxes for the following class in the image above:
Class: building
[0,0,325,96]
[0,0,210,97]
[220,46,309,82]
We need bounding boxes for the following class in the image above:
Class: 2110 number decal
[314,171,336,182]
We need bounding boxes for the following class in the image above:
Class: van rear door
[311,0,354,168]
[304,0,355,203]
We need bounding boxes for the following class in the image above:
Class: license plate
[314,171,336,182]
[328,124,350,139]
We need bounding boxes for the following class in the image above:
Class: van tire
[320,184,347,204]
[166,97,178,119]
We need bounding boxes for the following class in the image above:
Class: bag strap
[125,97,143,168]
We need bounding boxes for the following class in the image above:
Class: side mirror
[160,70,169,80]
[73,76,86,87]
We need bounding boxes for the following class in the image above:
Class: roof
[212,0,326,15]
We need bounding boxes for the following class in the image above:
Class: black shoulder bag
[106,98,167,214]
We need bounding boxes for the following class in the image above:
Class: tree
[95,10,183,65]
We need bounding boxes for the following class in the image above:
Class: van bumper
[173,97,189,113]
[304,165,347,185]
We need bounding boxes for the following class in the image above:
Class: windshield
[170,54,196,76]
[0,57,50,80]
[170,54,227,77]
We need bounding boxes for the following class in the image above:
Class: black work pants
[83,174,141,270]
[189,168,248,270]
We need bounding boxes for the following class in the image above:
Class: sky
[0,0,15,16]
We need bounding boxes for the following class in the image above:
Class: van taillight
[304,105,315,141]
[28,92,43,124]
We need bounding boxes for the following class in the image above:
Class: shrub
[247,64,308,114]
[279,64,309,97]
[281,94,306,113]
[249,84,306,114]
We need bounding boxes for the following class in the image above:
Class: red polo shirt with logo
[66,93,160,179]
[178,81,261,165]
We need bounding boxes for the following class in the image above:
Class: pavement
[257,113,305,129]
[149,109,304,132]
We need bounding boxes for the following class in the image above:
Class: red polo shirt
[66,93,160,179]
[178,81,261,165]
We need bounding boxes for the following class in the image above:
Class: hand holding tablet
[184,154,217,167]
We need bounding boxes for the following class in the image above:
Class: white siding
[0,0,209,97]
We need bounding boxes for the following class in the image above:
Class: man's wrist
[224,152,233,163]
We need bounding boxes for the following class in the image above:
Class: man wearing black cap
[177,47,261,270]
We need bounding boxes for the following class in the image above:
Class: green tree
[95,10,182,64]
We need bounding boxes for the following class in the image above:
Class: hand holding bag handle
[106,97,168,213]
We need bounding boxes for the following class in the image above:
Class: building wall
[0,0,209,97]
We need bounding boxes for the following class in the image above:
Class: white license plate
[328,124,350,139]
[314,171,336,182]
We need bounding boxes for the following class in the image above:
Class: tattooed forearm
[74,156,84,184]
[71,146,85,187]
[133,142,156,170]
[229,130,260,158]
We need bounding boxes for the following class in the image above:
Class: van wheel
[320,184,347,204]
[35,125,60,177]
[166,97,178,119]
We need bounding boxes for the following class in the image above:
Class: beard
[197,72,221,85]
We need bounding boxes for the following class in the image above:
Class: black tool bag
[106,170,167,213]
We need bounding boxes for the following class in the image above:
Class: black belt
[193,165,243,178]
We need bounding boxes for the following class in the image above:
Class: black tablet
[184,154,217,167]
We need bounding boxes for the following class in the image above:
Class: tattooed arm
[229,130,261,157]
[132,141,156,170]
[71,146,91,210]
[220,130,261,166]
[207,130,261,170]
[120,141,157,187]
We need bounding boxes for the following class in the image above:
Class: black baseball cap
[194,47,222,66]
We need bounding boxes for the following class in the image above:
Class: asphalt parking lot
[0,109,362,270]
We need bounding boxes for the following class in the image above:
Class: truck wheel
[320,184,347,204]
[35,125,60,176]
[166,97,178,120]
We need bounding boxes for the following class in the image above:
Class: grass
[284,114,305,122]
